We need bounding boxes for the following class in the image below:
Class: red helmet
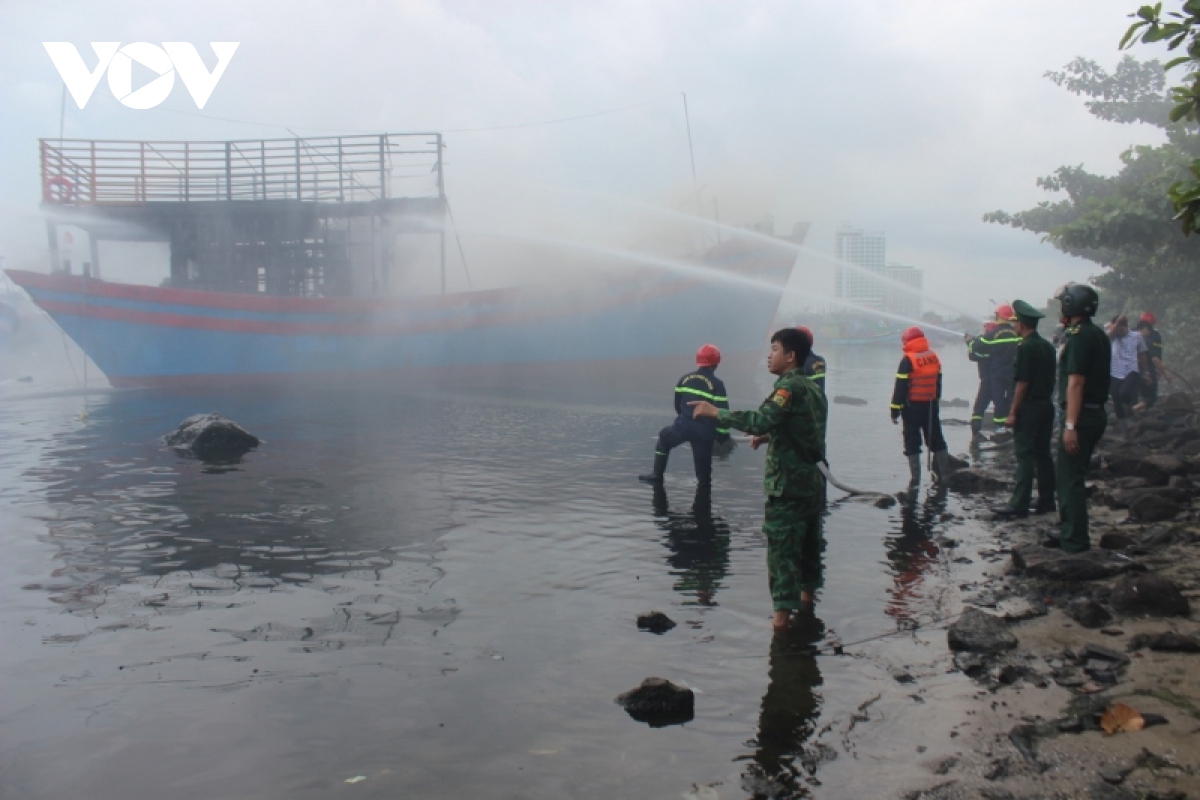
[901,326,924,343]
[696,343,721,367]
[982,321,999,334]
[1139,311,1157,325]
[995,304,1016,321]
[795,325,815,345]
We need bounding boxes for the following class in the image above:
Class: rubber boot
[1119,418,1132,442]
[639,452,668,484]
[933,450,952,484]
[907,454,922,487]
[970,419,982,442]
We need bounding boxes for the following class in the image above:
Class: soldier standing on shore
[992,300,1057,519]
[1054,284,1110,553]
[689,328,827,632]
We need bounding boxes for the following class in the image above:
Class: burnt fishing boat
[7,134,795,395]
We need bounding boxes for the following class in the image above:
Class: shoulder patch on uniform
[771,388,791,407]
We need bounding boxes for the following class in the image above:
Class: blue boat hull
[8,241,795,395]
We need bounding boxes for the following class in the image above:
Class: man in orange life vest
[890,326,951,486]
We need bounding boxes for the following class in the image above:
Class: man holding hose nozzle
[689,328,827,632]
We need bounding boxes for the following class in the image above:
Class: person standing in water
[890,326,951,487]
[689,328,827,632]
[639,344,730,488]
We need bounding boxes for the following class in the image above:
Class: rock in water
[1110,573,1190,617]
[615,677,694,726]
[947,607,1018,654]
[1065,597,1113,629]
[165,413,260,461]
[636,611,676,634]
[832,395,868,406]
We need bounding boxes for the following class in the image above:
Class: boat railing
[39,133,444,206]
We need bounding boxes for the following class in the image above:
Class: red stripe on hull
[105,351,771,400]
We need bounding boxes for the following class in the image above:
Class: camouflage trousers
[763,493,824,611]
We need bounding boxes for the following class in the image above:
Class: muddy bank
[900,394,1200,799]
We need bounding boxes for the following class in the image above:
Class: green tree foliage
[1121,1,1200,232]
[984,54,1200,369]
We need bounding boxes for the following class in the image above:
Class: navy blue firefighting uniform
[654,367,730,488]
[972,323,1021,424]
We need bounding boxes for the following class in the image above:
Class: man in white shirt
[1107,314,1150,439]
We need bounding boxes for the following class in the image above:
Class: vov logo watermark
[43,42,239,110]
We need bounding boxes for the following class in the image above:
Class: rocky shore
[904,393,1200,800]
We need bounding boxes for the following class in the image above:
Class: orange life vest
[905,338,941,402]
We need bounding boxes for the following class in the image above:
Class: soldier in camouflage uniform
[690,327,828,631]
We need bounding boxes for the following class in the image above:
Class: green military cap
[1012,299,1044,322]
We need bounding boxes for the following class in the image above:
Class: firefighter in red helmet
[965,304,1022,436]
[1134,311,1169,410]
[891,326,951,486]
[639,344,731,488]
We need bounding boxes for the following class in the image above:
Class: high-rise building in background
[834,223,922,318]
[834,224,887,308]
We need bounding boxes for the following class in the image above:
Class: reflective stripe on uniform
[675,386,728,402]
[716,428,730,435]
[890,403,903,410]
[895,373,910,379]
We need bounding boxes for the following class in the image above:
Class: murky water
[0,344,1007,799]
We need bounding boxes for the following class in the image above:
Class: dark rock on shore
[165,413,260,462]
[1109,573,1190,617]
[636,611,676,634]
[947,608,1017,654]
[1127,631,1200,652]
[1066,597,1113,629]
[1098,532,1135,550]
[1011,545,1139,582]
[947,469,1008,493]
[615,677,694,726]
[832,395,867,406]
[1128,493,1182,522]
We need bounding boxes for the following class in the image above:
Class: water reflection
[17,392,452,616]
[884,489,948,627]
[739,615,827,799]
[651,485,731,606]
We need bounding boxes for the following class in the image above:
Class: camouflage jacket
[717,368,827,498]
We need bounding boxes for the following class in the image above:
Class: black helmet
[1058,283,1099,318]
